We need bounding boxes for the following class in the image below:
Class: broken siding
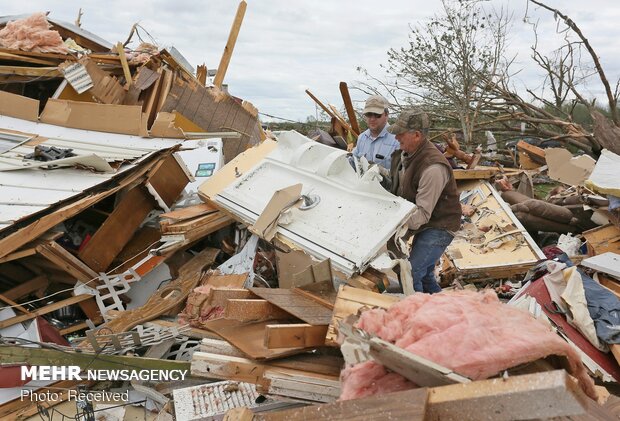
[160,74,261,163]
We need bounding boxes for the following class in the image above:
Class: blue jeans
[409,228,454,293]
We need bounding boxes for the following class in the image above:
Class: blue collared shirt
[352,125,399,169]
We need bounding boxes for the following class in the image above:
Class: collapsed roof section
[211,130,415,277]
[0,114,181,234]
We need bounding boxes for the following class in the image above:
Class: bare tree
[357,0,511,144]
[527,0,620,126]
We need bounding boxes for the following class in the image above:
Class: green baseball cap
[388,108,430,135]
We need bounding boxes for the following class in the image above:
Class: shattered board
[172,380,294,420]
[214,130,415,277]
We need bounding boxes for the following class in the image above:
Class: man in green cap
[387,108,461,293]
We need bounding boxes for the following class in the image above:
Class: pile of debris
[1,9,620,421]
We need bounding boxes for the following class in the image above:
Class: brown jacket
[390,140,461,232]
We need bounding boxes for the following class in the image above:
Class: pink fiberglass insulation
[0,13,68,54]
[340,289,597,401]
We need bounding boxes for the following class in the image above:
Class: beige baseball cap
[363,95,389,115]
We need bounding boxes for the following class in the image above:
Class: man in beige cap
[351,95,399,169]
[388,108,461,293]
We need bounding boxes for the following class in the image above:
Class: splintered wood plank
[213,0,247,88]
[257,387,428,421]
[161,212,223,233]
[203,318,309,360]
[225,299,290,322]
[426,370,588,421]
[265,324,328,349]
[367,337,469,386]
[160,203,217,223]
[249,288,333,325]
[36,241,98,282]
[264,370,340,403]
[79,185,156,272]
[326,285,399,346]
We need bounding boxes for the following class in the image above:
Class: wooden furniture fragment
[582,224,620,256]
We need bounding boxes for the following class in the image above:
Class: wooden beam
[426,370,588,421]
[0,293,31,315]
[0,65,60,77]
[0,294,93,329]
[339,81,360,136]
[516,140,546,164]
[259,370,589,421]
[0,247,37,264]
[453,168,500,180]
[265,324,328,349]
[36,241,98,282]
[116,42,132,86]
[305,89,355,135]
[213,1,247,88]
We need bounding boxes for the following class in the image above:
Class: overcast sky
[3,1,620,122]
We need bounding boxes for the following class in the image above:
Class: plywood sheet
[249,288,332,325]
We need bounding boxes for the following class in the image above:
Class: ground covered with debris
[1,7,620,421]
